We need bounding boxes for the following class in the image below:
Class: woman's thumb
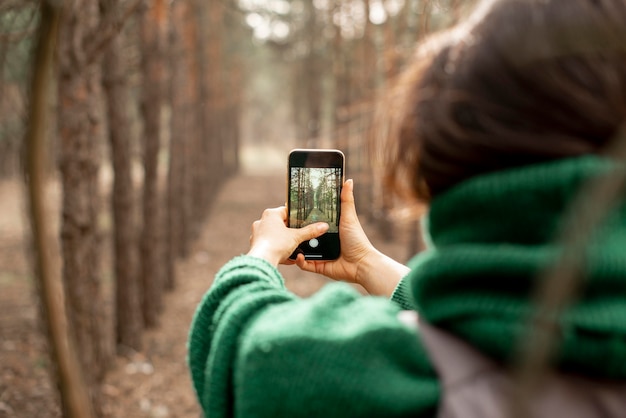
[298,222,329,242]
[341,179,358,222]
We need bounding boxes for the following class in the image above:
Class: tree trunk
[304,0,321,145]
[174,0,200,257]
[206,0,225,198]
[101,4,143,351]
[332,5,351,152]
[57,0,111,412]
[166,0,192,289]
[328,0,341,147]
[224,61,242,175]
[139,0,168,327]
[25,2,95,417]
[356,0,376,215]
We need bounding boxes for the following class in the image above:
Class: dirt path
[0,172,409,418]
[100,173,316,418]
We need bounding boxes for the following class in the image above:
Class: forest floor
[0,158,413,418]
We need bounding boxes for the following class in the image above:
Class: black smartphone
[288,149,345,260]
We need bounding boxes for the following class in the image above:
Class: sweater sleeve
[188,255,439,418]
[391,274,419,311]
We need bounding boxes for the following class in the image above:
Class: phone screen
[288,149,344,260]
[289,167,341,233]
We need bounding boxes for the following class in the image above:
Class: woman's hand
[295,179,410,296]
[247,206,329,267]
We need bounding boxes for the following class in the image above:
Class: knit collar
[426,155,617,249]
[408,155,626,377]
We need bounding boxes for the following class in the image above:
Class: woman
[188,0,626,416]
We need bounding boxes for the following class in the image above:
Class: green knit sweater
[188,156,626,417]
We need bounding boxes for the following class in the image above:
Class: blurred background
[0,1,470,417]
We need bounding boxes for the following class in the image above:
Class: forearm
[233,285,440,418]
[188,256,294,413]
[356,249,411,297]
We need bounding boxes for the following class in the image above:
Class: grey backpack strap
[418,319,500,387]
[416,316,513,418]
[404,312,626,418]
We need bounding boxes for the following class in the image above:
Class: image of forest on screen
[290,167,341,232]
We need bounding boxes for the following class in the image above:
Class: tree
[205,0,229,196]
[178,0,202,259]
[57,0,113,411]
[0,1,39,178]
[166,0,195,288]
[302,0,322,145]
[139,0,168,327]
[101,0,143,351]
[24,2,95,416]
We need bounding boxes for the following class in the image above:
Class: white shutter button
[309,238,319,248]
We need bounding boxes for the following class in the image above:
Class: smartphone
[288,149,345,260]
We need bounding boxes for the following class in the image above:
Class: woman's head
[383,0,626,201]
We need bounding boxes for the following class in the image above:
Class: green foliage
[1,2,39,84]
[0,2,39,176]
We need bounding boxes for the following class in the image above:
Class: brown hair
[381,0,626,202]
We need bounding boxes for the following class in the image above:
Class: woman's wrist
[355,249,410,297]
[247,241,281,267]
